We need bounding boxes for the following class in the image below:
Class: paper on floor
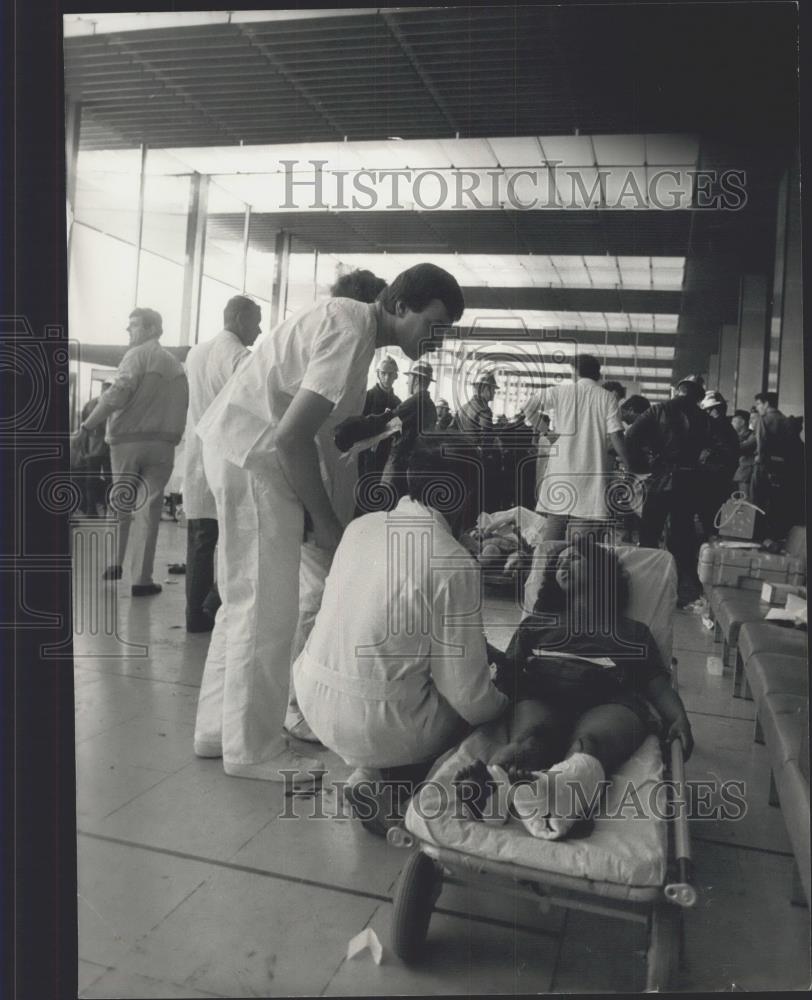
[347,927,383,965]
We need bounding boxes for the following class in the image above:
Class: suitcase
[698,540,806,590]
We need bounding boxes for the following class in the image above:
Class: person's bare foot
[452,760,496,820]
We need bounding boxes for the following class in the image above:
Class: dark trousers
[639,476,701,603]
[186,518,220,623]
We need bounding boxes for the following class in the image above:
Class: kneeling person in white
[294,438,508,779]
[193,264,466,785]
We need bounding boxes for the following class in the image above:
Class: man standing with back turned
[81,308,188,596]
[192,264,464,786]
[183,296,261,632]
[526,353,628,542]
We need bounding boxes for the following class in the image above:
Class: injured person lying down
[453,534,694,839]
[293,435,508,836]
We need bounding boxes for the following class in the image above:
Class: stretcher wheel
[645,902,682,992]
[390,849,441,963]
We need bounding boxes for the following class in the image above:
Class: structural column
[179,174,209,346]
[735,275,768,410]
[717,323,739,403]
[776,154,803,418]
[65,99,82,262]
[269,231,291,328]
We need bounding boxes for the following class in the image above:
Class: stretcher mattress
[405,719,667,888]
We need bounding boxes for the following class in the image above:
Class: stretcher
[388,543,697,992]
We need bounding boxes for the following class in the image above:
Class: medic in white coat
[192,264,466,785]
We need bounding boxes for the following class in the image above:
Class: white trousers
[194,444,303,776]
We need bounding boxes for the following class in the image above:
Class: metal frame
[389,731,697,989]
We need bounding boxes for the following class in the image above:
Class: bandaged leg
[511,753,605,840]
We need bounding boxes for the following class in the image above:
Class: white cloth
[182,329,250,519]
[193,300,378,776]
[193,443,303,774]
[294,497,508,768]
[526,379,622,519]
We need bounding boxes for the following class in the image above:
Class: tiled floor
[74,518,811,996]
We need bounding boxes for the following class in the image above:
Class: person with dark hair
[752,392,805,537]
[193,263,463,786]
[602,380,626,403]
[624,374,712,606]
[452,534,692,838]
[182,296,261,632]
[81,308,189,595]
[330,269,387,304]
[525,353,629,541]
[293,436,508,835]
[731,409,757,501]
[378,262,465,334]
[620,394,651,427]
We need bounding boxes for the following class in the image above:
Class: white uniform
[294,497,508,768]
[193,299,377,778]
[527,378,622,519]
[182,329,250,520]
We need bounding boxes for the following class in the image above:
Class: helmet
[473,371,499,388]
[699,389,726,411]
[408,360,435,382]
[676,374,705,391]
[377,355,399,374]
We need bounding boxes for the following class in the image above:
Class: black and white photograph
[4,2,809,996]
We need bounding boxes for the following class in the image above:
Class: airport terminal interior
[65,7,808,996]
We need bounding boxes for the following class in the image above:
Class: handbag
[521,652,623,702]
[714,491,765,540]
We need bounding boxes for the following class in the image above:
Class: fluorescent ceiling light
[64,9,429,37]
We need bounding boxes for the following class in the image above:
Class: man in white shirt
[182,296,261,632]
[526,354,629,541]
[294,436,508,832]
[192,263,465,786]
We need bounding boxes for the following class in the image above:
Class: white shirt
[527,378,622,518]
[182,329,250,519]
[293,497,508,767]
[196,298,378,526]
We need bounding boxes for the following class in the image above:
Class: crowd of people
[72,263,805,836]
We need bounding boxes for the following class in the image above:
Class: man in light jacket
[182,296,261,632]
[81,308,189,595]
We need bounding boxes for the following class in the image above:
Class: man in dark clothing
[357,356,402,507]
[456,372,514,513]
[752,392,805,538]
[380,359,437,504]
[72,384,113,515]
[457,371,498,433]
[697,390,740,539]
[436,397,455,430]
[624,374,712,606]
